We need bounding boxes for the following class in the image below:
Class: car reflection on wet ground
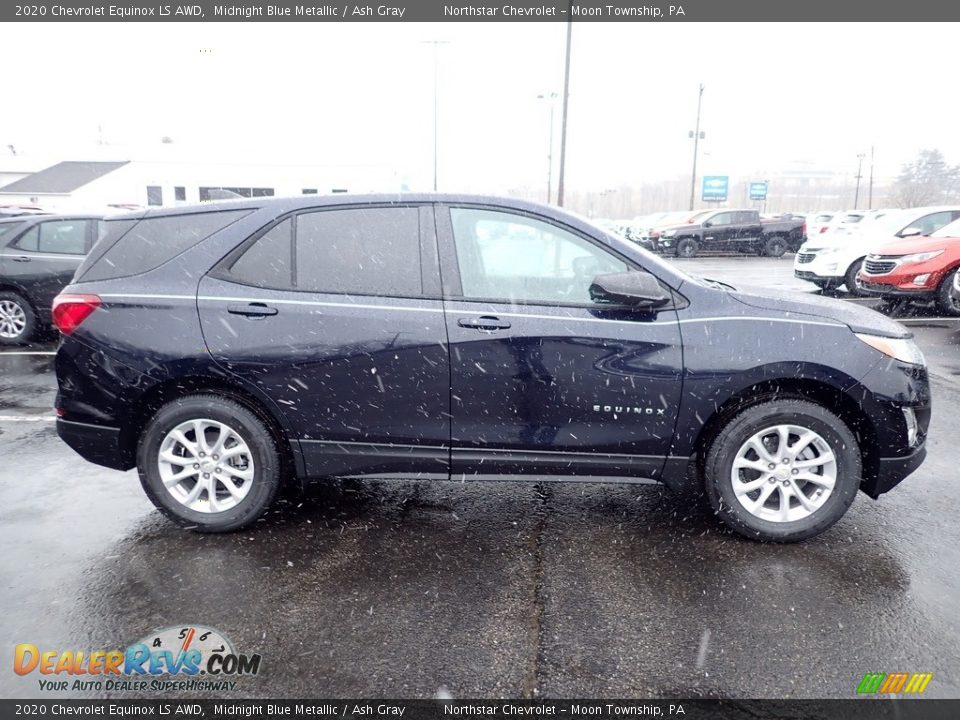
[1,256,958,699]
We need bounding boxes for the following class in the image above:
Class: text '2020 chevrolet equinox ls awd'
[53,195,930,541]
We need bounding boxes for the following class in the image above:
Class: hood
[729,285,910,339]
[871,235,960,256]
[803,230,897,251]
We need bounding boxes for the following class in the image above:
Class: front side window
[709,212,735,226]
[450,208,629,305]
[908,211,958,235]
[15,220,88,255]
[295,207,421,296]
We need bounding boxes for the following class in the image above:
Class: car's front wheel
[935,267,960,316]
[704,399,861,542]
[137,395,282,532]
[845,258,866,297]
[0,292,37,345]
[676,238,699,258]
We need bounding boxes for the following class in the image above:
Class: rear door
[2,218,93,317]
[198,204,451,479]
[436,205,683,481]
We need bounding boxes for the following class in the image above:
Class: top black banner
[3,0,959,23]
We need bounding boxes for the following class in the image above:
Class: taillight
[52,294,101,335]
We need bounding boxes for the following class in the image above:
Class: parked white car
[794,206,960,293]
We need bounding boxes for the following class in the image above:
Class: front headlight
[816,247,840,256]
[900,249,944,264]
[855,333,926,366]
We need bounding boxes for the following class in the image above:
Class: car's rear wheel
[137,395,282,532]
[704,399,861,542]
[0,292,36,345]
[935,267,960,316]
[676,238,699,258]
[844,258,866,297]
[764,235,787,258]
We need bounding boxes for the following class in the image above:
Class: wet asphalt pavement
[2,256,959,700]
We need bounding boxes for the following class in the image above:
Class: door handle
[228,302,278,317]
[11,256,31,263]
[458,315,511,331]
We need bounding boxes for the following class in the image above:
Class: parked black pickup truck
[656,209,806,258]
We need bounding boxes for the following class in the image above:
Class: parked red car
[857,231,960,315]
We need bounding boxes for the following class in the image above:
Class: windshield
[931,217,960,238]
[0,221,25,239]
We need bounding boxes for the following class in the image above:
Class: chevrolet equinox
[53,195,930,541]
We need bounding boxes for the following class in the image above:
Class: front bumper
[862,444,927,498]
[857,279,936,298]
[793,252,844,279]
[56,418,133,471]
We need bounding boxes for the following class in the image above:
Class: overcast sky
[2,22,957,192]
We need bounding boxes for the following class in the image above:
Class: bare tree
[892,149,960,208]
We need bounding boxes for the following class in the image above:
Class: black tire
[935,267,960,316]
[703,399,861,543]
[0,291,37,345]
[136,395,282,533]
[844,258,866,297]
[676,238,699,258]
[763,235,787,258]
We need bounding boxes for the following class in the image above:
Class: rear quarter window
[77,210,251,282]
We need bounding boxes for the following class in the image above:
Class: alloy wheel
[730,424,837,523]
[0,300,26,339]
[157,419,255,513]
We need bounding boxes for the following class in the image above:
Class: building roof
[0,161,129,194]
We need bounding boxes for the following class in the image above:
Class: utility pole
[688,84,705,211]
[868,146,875,210]
[854,153,866,209]
[556,18,573,207]
[537,93,558,204]
[422,40,449,192]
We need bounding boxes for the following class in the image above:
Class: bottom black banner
[2,699,959,720]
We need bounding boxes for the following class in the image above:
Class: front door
[3,218,94,317]
[199,204,451,479]
[437,205,684,481]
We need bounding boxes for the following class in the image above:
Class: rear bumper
[56,418,133,471]
[861,444,927,499]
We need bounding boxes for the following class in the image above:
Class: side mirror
[703,221,712,227]
[589,271,672,308]
[899,226,923,238]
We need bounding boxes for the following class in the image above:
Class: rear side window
[79,210,251,282]
[295,208,421,296]
[228,218,293,289]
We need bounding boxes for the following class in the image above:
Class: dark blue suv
[53,195,930,541]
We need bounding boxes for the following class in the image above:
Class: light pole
[688,84,705,211]
[556,19,572,207]
[537,92,558,204]
[854,153,866,209]
[868,146,875,210]
[422,40,449,192]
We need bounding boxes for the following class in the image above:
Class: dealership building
[0,150,402,213]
